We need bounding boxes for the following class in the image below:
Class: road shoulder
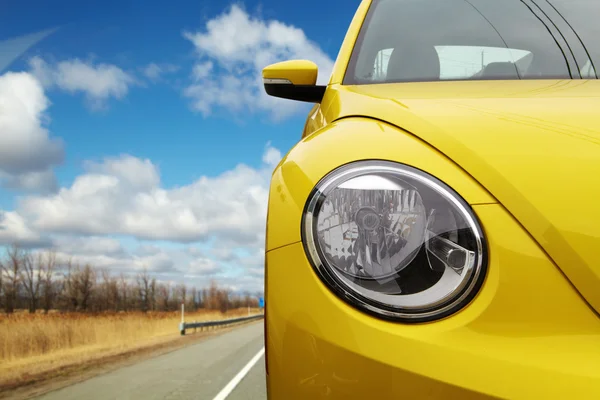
[1,320,263,400]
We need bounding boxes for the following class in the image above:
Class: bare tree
[243,291,251,309]
[62,258,80,311]
[118,273,130,311]
[1,245,23,313]
[109,274,119,312]
[60,260,96,312]
[0,244,259,314]
[218,287,230,314]
[136,268,151,312]
[78,264,95,311]
[99,268,113,311]
[157,282,171,311]
[149,278,157,311]
[190,286,200,310]
[0,261,3,310]
[21,251,43,313]
[230,293,240,309]
[94,267,118,312]
[206,280,219,310]
[41,250,58,313]
[199,288,207,309]
[175,283,187,307]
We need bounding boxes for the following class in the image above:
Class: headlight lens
[302,161,487,322]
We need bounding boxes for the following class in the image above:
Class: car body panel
[316,79,600,315]
[263,60,319,85]
[328,0,373,85]
[265,203,600,399]
[298,0,374,139]
[264,0,600,397]
[265,117,496,252]
[301,103,326,139]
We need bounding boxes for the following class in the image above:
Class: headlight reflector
[302,161,487,322]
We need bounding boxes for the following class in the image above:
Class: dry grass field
[0,308,259,390]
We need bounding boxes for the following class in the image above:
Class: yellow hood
[330,79,600,315]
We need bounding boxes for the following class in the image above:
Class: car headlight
[302,160,487,322]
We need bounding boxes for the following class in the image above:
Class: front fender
[265,117,496,251]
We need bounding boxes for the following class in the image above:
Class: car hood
[329,79,600,315]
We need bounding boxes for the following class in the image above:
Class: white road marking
[212,347,265,400]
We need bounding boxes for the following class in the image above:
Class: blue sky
[0,0,361,292]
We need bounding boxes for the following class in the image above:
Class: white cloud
[189,257,220,274]
[29,56,135,110]
[247,267,264,278]
[2,142,280,288]
[17,143,280,248]
[262,141,282,168]
[0,213,266,289]
[136,244,163,256]
[142,63,162,80]
[45,237,262,287]
[27,236,179,274]
[142,62,180,81]
[85,155,160,190]
[52,246,177,274]
[209,245,235,262]
[192,61,213,81]
[0,71,64,192]
[182,4,334,120]
[0,211,47,247]
[52,236,125,257]
[212,274,264,294]
[1,169,58,194]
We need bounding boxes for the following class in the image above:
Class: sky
[0,0,361,293]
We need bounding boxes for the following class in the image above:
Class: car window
[346,0,599,84]
[548,0,600,76]
[372,46,534,81]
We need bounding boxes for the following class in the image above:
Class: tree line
[0,244,261,314]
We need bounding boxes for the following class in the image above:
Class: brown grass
[0,308,259,391]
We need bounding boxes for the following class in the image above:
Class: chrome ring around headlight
[301,160,488,322]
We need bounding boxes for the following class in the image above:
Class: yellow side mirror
[262,60,326,103]
[263,60,318,85]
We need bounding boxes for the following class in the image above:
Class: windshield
[344,0,599,84]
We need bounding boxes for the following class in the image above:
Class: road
[35,321,267,400]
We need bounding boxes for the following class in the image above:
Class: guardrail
[179,313,264,336]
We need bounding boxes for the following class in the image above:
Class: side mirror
[262,60,326,103]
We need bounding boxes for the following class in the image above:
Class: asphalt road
[35,321,267,400]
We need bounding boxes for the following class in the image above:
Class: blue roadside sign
[259,297,265,308]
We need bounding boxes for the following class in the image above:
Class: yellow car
[262,0,600,398]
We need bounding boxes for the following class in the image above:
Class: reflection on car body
[262,0,600,398]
